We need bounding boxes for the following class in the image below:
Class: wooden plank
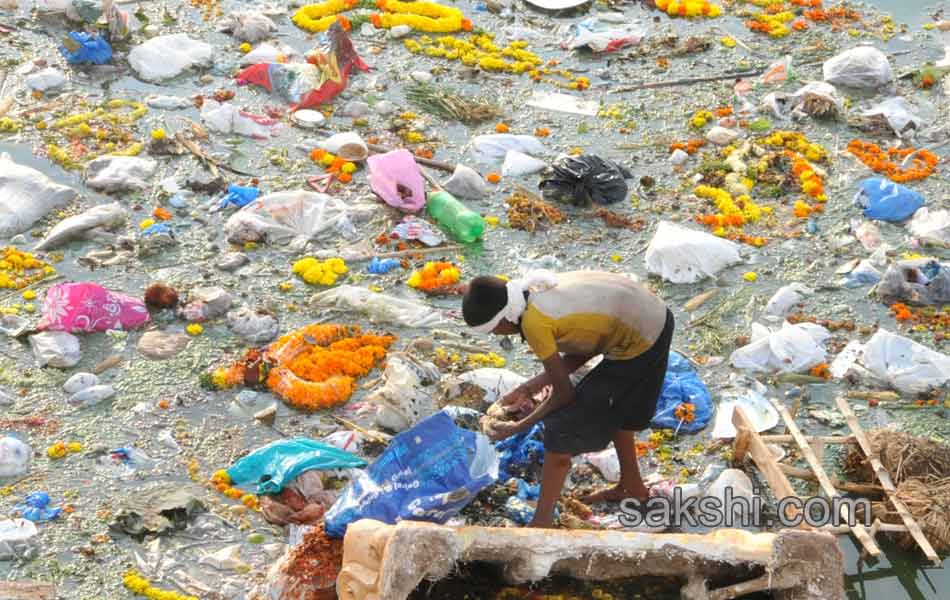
[0,581,56,600]
[834,396,941,565]
[777,464,884,496]
[760,434,855,444]
[732,407,808,528]
[776,405,881,559]
[733,426,751,463]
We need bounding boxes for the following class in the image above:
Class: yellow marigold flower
[47,442,67,459]
[239,42,252,53]
[211,469,231,485]
[341,162,357,174]
[21,290,36,300]
[186,323,204,336]
[743,271,758,282]
[150,128,166,141]
[66,442,82,453]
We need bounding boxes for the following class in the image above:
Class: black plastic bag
[539,155,632,206]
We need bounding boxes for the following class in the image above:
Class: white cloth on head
[471,270,558,334]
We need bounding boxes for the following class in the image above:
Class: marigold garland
[310,149,358,184]
[209,469,260,509]
[293,0,358,32]
[654,0,722,18]
[0,248,56,290]
[372,0,472,33]
[123,570,199,600]
[694,185,771,244]
[846,140,939,183]
[670,139,706,154]
[407,261,461,292]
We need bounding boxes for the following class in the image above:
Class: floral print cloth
[38,283,149,333]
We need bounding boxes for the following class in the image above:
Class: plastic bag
[29,331,81,368]
[875,259,950,305]
[792,81,843,117]
[445,368,527,407]
[822,46,893,89]
[539,155,631,206]
[364,353,442,432]
[443,163,488,200]
[218,184,261,210]
[217,11,277,42]
[241,43,296,65]
[471,134,546,163]
[495,423,543,481]
[584,447,620,482]
[502,150,546,177]
[367,149,425,212]
[38,283,149,333]
[236,23,368,110]
[705,126,739,146]
[25,68,66,92]
[0,436,31,478]
[651,352,713,433]
[260,470,337,527]
[324,411,499,537]
[861,329,950,393]
[392,215,445,247]
[224,191,366,250]
[310,285,444,328]
[59,32,112,65]
[704,469,756,520]
[227,438,367,495]
[861,97,924,136]
[0,153,78,237]
[227,307,279,345]
[765,283,813,316]
[908,207,950,245]
[645,221,742,284]
[86,156,157,192]
[201,100,277,139]
[730,322,829,373]
[128,34,212,82]
[34,202,126,251]
[854,177,924,222]
[562,17,645,52]
[840,259,882,288]
[710,383,779,439]
[319,132,368,162]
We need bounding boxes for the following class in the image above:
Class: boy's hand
[500,385,531,408]
[485,419,522,442]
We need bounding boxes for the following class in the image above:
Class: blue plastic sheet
[59,32,113,65]
[496,422,544,481]
[366,257,400,274]
[226,438,367,495]
[854,177,925,222]
[13,492,62,522]
[219,184,261,209]
[324,411,498,537]
[651,352,712,434]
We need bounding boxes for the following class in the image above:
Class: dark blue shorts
[543,309,674,456]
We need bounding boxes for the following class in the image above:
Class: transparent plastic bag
[645,221,742,284]
[765,283,812,317]
[310,285,444,328]
[364,354,442,432]
[0,153,78,237]
[730,322,829,373]
[822,46,893,89]
[861,329,950,393]
[128,34,212,81]
[0,436,31,478]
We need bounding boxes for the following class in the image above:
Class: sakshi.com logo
[619,487,872,529]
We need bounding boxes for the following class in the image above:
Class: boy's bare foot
[579,484,649,504]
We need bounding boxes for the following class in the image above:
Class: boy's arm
[494,354,576,439]
[512,353,597,398]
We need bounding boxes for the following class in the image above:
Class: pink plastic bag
[367,149,426,212]
[38,283,150,333]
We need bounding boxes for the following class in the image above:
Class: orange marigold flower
[337,172,353,184]
[715,106,733,118]
[810,363,832,379]
[153,207,172,221]
[495,123,510,133]
[534,127,551,138]
[486,172,501,184]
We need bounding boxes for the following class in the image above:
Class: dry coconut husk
[872,477,950,553]
[844,429,950,484]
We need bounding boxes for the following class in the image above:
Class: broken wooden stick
[366,142,456,173]
[610,69,764,94]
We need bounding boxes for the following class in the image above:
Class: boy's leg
[529,450,572,528]
[579,430,649,504]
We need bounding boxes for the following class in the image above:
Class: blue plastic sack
[13,492,62,523]
[496,423,544,481]
[226,438,367,495]
[219,184,261,209]
[324,411,498,537]
[854,177,925,222]
[59,32,113,65]
[366,257,400,274]
[651,352,712,434]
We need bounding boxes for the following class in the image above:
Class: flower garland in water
[309,149,357,183]
[693,185,770,245]
[123,570,198,600]
[266,324,394,410]
[745,10,795,38]
[406,261,461,292]
[292,0,357,32]
[44,99,148,169]
[846,140,939,183]
[209,469,260,509]
[0,248,56,290]
[654,0,722,19]
[292,257,349,286]
[670,139,706,154]
[405,35,590,90]
[740,0,861,36]
[372,0,472,33]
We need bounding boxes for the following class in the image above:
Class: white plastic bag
[224,191,367,249]
[29,331,81,368]
[704,469,756,521]
[241,43,296,65]
[861,329,950,393]
[830,340,865,379]
[645,221,742,284]
[310,285,444,328]
[34,202,126,251]
[0,437,31,478]
[64,372,99,395]
[822,46,893,89]
[443,163,488,200]
[861,97,924,136]
[227,307,279,344]
[730,322,829,373]
[470,134,546,163]
[584,448,620,482]
[25,67,66,92]
[86,156,157,192]
[449,368,526,406]
[129,34,213,81]
[0,153,78,237]
[502,150,546,177]
[201,100,276,138]
[908,207,950,245]
[710,384,779,439]
[705,126,739,146]
[319,132,368,162]
[217,11,277,42]
[765,283,812,317]
[364,354,442,432]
